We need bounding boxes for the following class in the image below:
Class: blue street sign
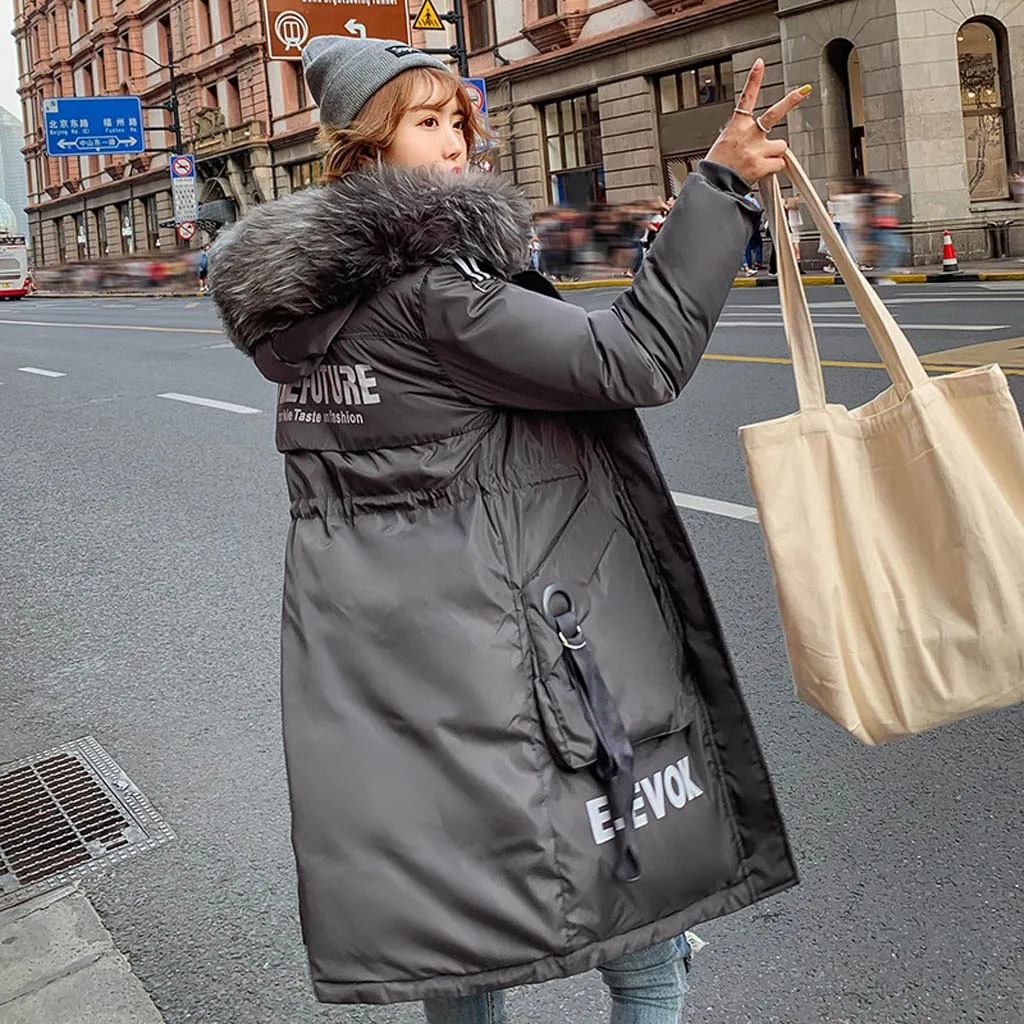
[44,96,145,157]
[462,78,487,117]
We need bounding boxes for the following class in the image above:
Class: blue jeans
[423,935,691,1024]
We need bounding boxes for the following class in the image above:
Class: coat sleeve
[419,161,760,412]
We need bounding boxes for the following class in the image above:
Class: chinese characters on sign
[43,96,145,156]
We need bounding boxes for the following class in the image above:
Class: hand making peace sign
[705,59,813,186]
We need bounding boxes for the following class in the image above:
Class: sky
[2,2,21,120]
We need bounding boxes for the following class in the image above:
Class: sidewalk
[0,886,164,1024]
[557,258,1024,290]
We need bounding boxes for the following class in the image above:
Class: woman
[210,36,808,1023]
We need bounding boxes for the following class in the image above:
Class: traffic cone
[942,229,960,273]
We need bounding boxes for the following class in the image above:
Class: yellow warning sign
[413,0,445,31]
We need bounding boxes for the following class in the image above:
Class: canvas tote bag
[739,152,1024,745]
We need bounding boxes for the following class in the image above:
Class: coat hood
[208,167,533,354]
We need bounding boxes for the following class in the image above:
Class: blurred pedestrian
[210,41,807,1024]
[198,245,210,293]
[742,191,764,275]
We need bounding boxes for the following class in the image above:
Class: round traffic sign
[463,82,485,112]
[172,156,193,177]
[177,221,197,241]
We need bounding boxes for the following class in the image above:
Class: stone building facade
[469,0,1021,261]
[12,0,1022,267]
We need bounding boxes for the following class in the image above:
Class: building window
[656,58,734,114]
[225,75,241,125]
[56,219,68,262]
[196,0,212,47]
[74,213,87,258]
[117,201,133,253]
[284,61,307,112]
[219,0,234,37]
[542,92,604,206]
[143,195,160,249]
[537,0,557,17]
[957,19,1013,201]
[157,14,171,64]
[117,32,130,80]
[290,159,323,191]
[467,0,490,50]
[94,209,108,254]
[663,153,702,197]
[76,0,89,36]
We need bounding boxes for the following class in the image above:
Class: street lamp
[113,42,184,154]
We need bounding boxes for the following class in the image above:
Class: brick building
[12,0,1023,267]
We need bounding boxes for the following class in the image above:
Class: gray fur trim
[208,167,532,353]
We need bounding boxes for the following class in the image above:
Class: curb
[555,270,1024,291]
[0,886,165,1023]
[26,268,1024,300]
[31,290,204,299]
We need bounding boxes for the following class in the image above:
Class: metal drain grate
[0,736,174,909]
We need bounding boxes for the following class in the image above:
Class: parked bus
[0,236,30,299]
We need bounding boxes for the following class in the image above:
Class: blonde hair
[318,67,492,181]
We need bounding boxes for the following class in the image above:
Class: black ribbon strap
[542,585,640,883]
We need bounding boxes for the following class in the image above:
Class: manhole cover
[0,736,175,910]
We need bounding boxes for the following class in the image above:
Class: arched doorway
[957,18,1015,200]
[821,40,866,181]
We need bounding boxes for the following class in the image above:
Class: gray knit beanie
[301,36,451,130]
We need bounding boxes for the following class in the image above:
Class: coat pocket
[522,489,695,772]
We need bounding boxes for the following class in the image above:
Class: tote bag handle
[765,153,930,410]
[763,173,827,410]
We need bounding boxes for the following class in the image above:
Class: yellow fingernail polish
[799,84,813,95]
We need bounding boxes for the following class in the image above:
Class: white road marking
[205,342,234,349]
[715,321,1007,332]
[158,393,260,414]
[18,366,66,377]
[672,491,759,523]
[0,318,221,335]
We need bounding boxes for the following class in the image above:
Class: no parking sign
[170,154,199,225]
[462,78,487,117]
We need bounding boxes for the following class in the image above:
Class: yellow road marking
[3,317,1022,377]
[703,352,1024,376]
[923,337,1024,368]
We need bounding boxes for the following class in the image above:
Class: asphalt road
[1,283,1023,1024]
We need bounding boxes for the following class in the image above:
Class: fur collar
[208,167,532,353]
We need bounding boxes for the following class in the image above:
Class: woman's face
[385,83,469,174]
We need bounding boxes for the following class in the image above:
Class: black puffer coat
[209,164,796,1005]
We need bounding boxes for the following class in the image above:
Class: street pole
[113,45,184,154]
[447,0,469,79]
[166,33,184,155]
[419,0,470,78]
